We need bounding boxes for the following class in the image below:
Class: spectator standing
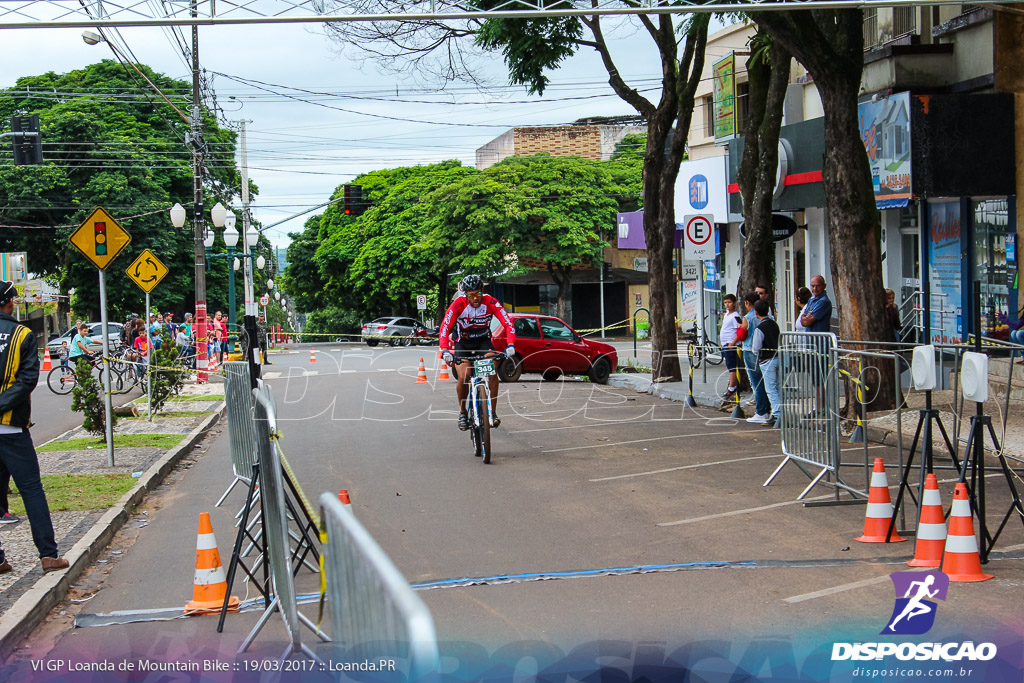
[164,312,177,340]
[0,280,70,574]
[257,314,271,365]
[752,299,782,427]
[885,289,900,339]
[800,275,833,332]
[741,293,771,422]
[719,294,747,403]
[794,287,812,332]
[58,341,70,367]
[754,284,775,319]
[133,327,150,360]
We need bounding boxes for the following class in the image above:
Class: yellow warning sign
[126,249,169,293]
[69,207,131,270]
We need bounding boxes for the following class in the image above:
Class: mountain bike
[47,355,109,395]
[683,324,723,367]
[450,350,506,464]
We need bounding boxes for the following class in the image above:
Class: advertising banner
[859,92,912,208]
[713,53,736,141]
[676,155,729,224]
[927,201,962,344]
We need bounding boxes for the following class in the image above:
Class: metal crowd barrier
[320,493,439,681]
[217,361,258,508]
[764,331,852,501]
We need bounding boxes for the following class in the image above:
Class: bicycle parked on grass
[449,350,507,464]
[683,324,724,367]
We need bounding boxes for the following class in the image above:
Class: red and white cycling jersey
[438,294,515,350]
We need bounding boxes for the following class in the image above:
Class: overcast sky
[0,18,681,251]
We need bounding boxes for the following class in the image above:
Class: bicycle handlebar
[447,350,507,365]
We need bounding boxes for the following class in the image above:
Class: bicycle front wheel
[47,366,76,395]
[686,341,702,368]
[474,383,492,464]
[705,341,724,366]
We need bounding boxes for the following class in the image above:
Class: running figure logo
[881,571,949,635]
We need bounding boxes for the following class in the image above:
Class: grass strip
[129,394,224,405]
[125,410,209,419]
[38,433,184,452]
[9,473,136,513]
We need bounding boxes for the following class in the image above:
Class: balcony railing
[864,8,879,49]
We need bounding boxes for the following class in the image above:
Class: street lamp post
[204,212,241,352]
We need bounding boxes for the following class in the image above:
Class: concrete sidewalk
[0,380,226,662]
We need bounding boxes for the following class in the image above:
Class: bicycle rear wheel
[47,366,76,395]
[474,383,492,464]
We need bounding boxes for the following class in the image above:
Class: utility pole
[191,0,209,382]
[239,120,261,385]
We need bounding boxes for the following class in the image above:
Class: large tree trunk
[753,10,896,411]
[736,39,791,302]
[548,262,571,321]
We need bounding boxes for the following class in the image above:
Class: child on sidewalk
[58,340,70,367]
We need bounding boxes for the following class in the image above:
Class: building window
[864,8,879,49]
[893,7,916,39]
[703,95,714,138]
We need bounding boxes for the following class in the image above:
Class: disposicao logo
[688,174,709,210]
[882,570,948,635]
[831,571,997,662]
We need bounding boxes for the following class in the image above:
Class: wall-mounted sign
[633,257,648,272]
[713,53,736,141]
[739,214,800,242]
[859,91,912,209]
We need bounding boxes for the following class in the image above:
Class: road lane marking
[511,414,722,433]
[542,430,738,453]
[591,454,784,481]
[783,574,895,604]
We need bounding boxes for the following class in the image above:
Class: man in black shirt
[750,299,782,428]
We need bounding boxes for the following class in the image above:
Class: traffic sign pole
[98,271,115,467]
[146,291,152,421]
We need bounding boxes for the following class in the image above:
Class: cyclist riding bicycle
[439,274,516,432]
[68,322,95,364]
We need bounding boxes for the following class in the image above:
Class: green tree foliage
[284,154,639,327]
[0,60,245,320]
[148,331,185,413]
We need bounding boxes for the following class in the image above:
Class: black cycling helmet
[460,274,483,293]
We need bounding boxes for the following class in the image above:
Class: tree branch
[583,14,655,117]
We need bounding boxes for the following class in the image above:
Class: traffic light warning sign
[70,207,131,270]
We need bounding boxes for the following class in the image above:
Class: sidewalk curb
[608,374,730,412]
[0,402,226,663]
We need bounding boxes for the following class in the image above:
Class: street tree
[735,30,791,303]
[0,60,242,320]
[318,4,709,381]
[750,8,896,410]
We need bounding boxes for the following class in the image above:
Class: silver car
[360,316,420,347]
[46,322,124,356]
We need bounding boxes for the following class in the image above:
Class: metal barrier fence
[217,361,258,508]
[765,331,848,501]
[320,492,439,681]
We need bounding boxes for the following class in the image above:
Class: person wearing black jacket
[0,280,69,575]
[750,299,782,428]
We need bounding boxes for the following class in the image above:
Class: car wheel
[541,368,562,382]
[389,334,402,347]
[497,355,523,382]
[366,340,379,347]
[587,356,612,384]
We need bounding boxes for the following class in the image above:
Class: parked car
[46,322,124,357]
[490,313,617,384]
[360,316,422,347]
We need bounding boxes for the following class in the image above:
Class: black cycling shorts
[454,335,494,354]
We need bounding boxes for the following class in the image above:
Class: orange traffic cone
[438,361,450,381]
[184,512,240,614]
[42,348,52,371]
[310,347,317,364]
[908,473,947,567]
[339,489,352,507]
[941,483,993,582]
[416,358,428,383]
[855,458,906,543]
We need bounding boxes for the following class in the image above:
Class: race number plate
[474,359,495,376]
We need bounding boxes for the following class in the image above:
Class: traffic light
[343,184,367,216]
[602,261,612,279]
[94,222,108,256]
[11,115,43,165]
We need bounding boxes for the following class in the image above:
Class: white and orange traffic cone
[416,358,428,384]
[42,348,52,371]
[339,489,352,510]
[438,361,450,381]
[855,458,906,543]
[184,512,240,614]
[908,473,947,567]
[942,483,993,582]
[310,347,317,364]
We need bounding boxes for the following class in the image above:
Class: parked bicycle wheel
[46,366,76,395]
[475,383,492,464]
[686,341,703,368]
[704,340,724,365]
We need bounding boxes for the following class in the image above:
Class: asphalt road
[10,343,1024,681]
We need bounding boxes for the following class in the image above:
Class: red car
[490,313,618,384]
